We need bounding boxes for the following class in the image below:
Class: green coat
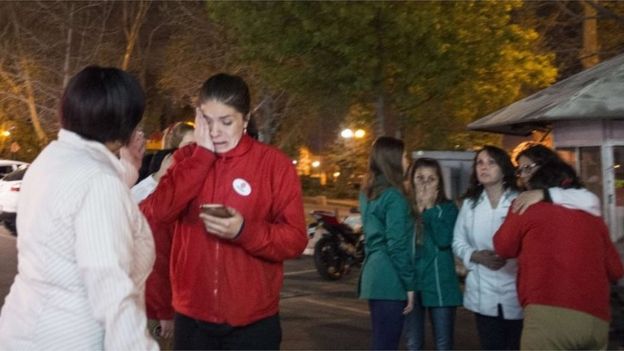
[358,187,415,300]
[414,201,462,307]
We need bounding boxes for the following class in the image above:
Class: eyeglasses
[516,163,538,176]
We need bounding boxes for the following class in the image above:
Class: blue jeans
[369,299,406,350]
[403,296,456,350]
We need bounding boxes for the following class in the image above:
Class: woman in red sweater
[140,73,308,350]
[494,156,623,350]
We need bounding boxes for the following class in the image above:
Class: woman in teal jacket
[403,158,462,350]
[359,136,415,350]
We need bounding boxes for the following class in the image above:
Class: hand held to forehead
[194,108,215,152]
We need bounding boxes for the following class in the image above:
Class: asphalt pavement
[0,228,16,302]
[0,224,482,350]
[281,255,481,350]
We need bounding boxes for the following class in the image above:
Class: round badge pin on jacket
[233,178,251,196]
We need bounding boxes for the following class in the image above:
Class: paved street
[280,254,480,350]
[0,224,481,350]
[0,227,17,303]
[2,217,623,349]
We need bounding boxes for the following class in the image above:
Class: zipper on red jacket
[211,156,222,320]
[213,240,220,318]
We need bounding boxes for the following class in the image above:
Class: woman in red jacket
[494,157,623,350]
[140,73,308,350]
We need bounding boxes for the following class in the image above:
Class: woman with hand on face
[358,136,415,351]
[403,158,462,351]
[139,73,307,350]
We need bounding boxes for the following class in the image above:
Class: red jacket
[145,223,174,320]
[140,135,307,326]
[493,202,624,321]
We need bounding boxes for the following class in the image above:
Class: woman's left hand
[199,207,244,240]
[512,189,544,214]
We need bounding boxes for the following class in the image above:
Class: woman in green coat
[403,158,462,350]
[358,136,415,350]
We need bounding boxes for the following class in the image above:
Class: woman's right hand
[416,184,435,212]
[194,107,214,152]
[470,250,506,270]
[158,319,174,339]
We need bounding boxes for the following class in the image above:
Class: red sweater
[140,135,307,326]
[494,202,623,321]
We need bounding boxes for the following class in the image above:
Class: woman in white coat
[0,66,157,350]
[452,145,600,350]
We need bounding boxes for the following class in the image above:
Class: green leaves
[202,1,558,152]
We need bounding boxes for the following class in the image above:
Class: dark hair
[528,159,583,190]
[164,122,194,149]
[61,66,144,144]
[245,115,259,140]
[462,145,518,204]
[198,73,259,139]
[516,143,560,166]
[361,136,406,200]
[199,73,250,116]
[407,157,449,207]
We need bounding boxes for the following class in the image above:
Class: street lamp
[341,128,366,139]
[340,129,354,139]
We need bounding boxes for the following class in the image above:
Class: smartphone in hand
[200,204,232,218]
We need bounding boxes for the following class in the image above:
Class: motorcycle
[307,209,364,280]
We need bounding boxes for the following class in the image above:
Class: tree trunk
[373,8,386,137]
[121,1,151,70]
[581,0,599,68]
[259,92,275,144]
[21,58,49,145]
[375,94,385,137]
[62,3,74,89]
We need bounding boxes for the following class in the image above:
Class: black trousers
[474,305,523,350]
[173,313,282,350]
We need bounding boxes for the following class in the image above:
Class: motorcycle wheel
[314,236,345,280]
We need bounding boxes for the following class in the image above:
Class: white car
[0,164,29,235]
[0,160,28,178]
